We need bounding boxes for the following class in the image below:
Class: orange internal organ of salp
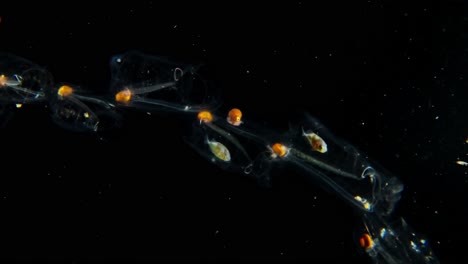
[0,74,8,86]
[359,233,374,250]
[57,85,74,97]
[227,108,242,126]
[197,111,213,123]
[115,88,133,104]
[270,143,289,158]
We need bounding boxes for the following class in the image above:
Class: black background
[0,1,466,263]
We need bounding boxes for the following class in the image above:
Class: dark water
[0,1,465,263]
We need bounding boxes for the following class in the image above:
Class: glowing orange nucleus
[115,89,133,103]
[57,85,74,97]
[271,143,289,158]
[197,111,213,123]
[359,233,374,250]
[227,108,242,126]
[0,74,7,86]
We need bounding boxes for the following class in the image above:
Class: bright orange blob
[227,108,242,126]
[57,85,74,97]
[115,89,133,103]
[359,233,373,249]
[271,143,288,158]
[0,75,7,86]
[197,111,213,123]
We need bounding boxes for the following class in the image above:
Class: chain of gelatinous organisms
[0,52,439,263]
